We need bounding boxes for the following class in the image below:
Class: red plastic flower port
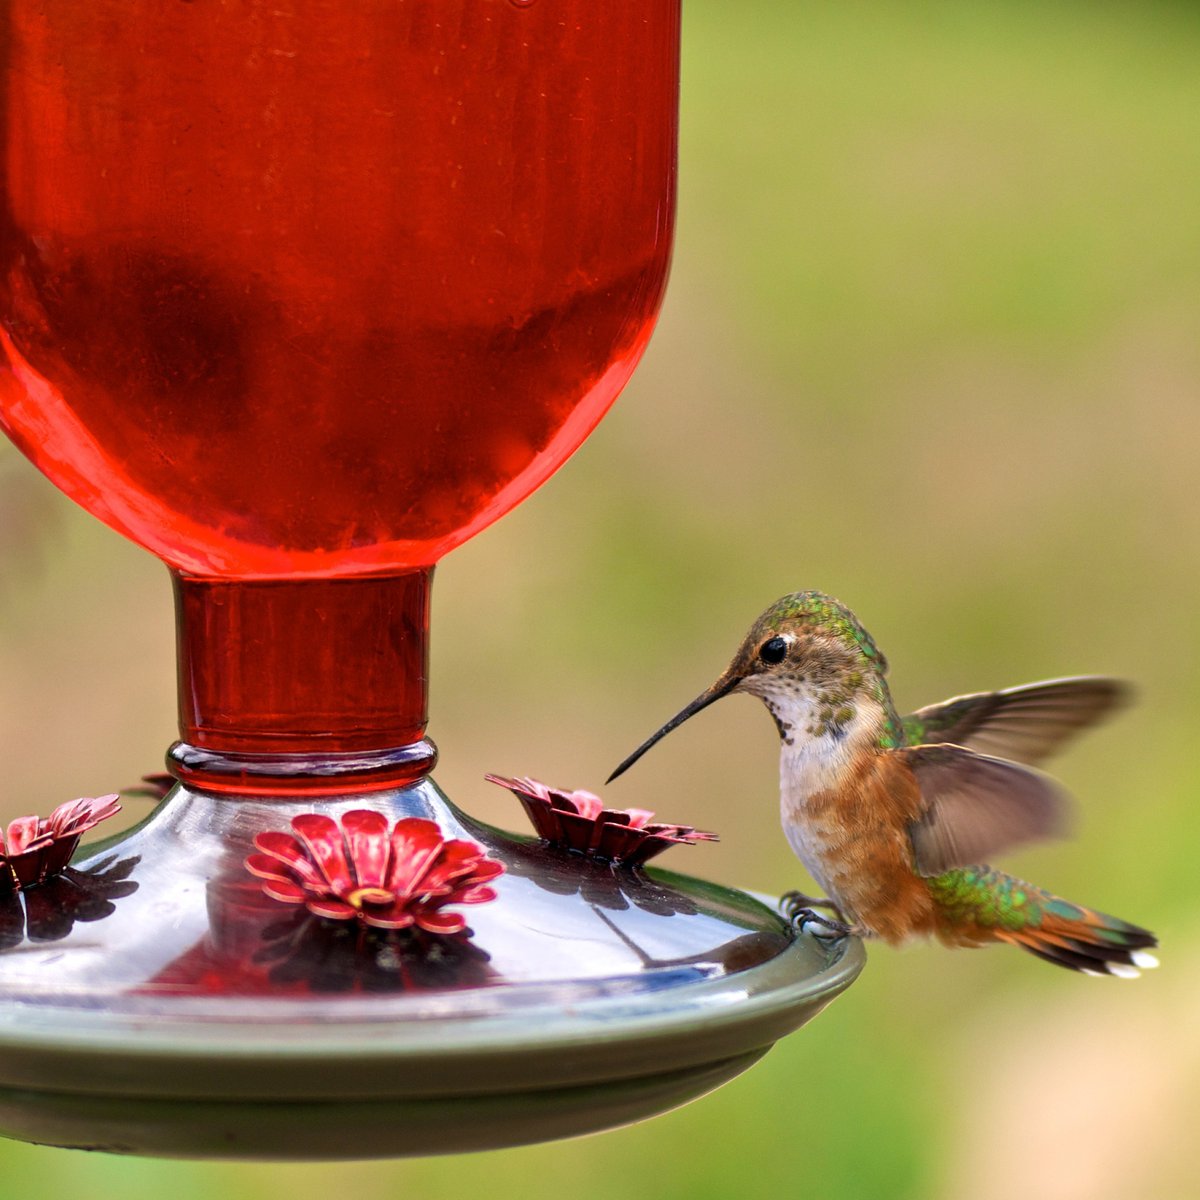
[246,812,504,934]
[0,794,122,893]
[486,775,718,867]
[124,773,174,801]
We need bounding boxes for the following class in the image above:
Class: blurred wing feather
[902,744,1072,876]
[902,676,1129,766]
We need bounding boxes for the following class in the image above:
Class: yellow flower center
[347,886,395,909]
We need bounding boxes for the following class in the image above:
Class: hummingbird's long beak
[606,672,740,784]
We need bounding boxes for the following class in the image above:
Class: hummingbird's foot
[780,890,844,923]
[789,909,856,940]
[781,890,854,939]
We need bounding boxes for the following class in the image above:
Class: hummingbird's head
[607,591,887,782]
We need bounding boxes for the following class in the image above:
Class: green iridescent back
[928,866,1066,933]
[927,865,1152,944]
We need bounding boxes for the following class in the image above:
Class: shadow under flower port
[0,3,862,1160]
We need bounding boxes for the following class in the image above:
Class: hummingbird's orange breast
[792,754,937,944]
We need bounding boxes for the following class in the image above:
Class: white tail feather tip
[1107,963,1141,979]
[1131,951,1160,970]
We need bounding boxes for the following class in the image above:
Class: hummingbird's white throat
[741,673,877,751]
[741,674,885,901]
[740,671,883,807]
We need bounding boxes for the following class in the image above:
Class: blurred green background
[2,0,1199,1196]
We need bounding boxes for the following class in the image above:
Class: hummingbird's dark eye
[759,636,788,665]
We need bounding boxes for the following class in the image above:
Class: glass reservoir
[1,2,674,576]
[1,0,677,792]
[0,1,861,1159]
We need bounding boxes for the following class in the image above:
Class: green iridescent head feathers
[750,590,889,675]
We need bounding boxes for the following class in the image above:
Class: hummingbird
[608,591,1159,977]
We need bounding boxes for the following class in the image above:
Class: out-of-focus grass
[2,1,1199,1197]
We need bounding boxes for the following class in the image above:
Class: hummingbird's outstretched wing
[900,744,1072,877]
[901,677,1129,767]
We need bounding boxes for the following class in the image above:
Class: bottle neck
[168,569,436,795]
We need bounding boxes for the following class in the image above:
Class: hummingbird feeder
[0,0,862,1159]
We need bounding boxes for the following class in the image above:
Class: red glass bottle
[0,0,678,790]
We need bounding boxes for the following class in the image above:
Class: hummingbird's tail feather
[928,866,1159,977]
[999,912,1160,977]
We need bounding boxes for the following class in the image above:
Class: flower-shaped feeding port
[500,837,703,918]
[0,795,122,893]
[123,774,175,802]
[486,775,718,867]
[246,812,504,934]
[247,907,498,995]
[0,856,140,951]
